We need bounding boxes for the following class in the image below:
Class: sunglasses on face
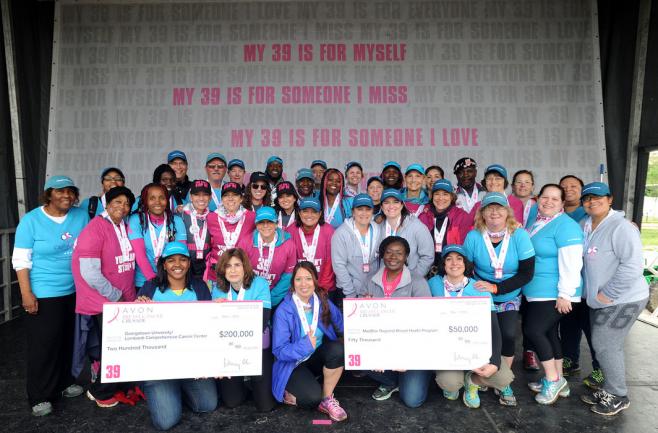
[207,164,226,170]
[252,184,268,190]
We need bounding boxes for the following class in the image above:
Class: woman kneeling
[136,242,218,430]
[430,245,513,409]
[271,262,347,422]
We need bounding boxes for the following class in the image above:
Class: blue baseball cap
[206,152,227,164]
[161,241,190,259]
[581,182,611,199]
[405,164,425,175]
[266,156,283,165]
[352,193,374,209]
[432,179,454,194]
[228,159,245,170]
[383,161,402,171]
[481,192,509,208]
[484,164,508,179]
[167,150,187,163]
[311,160,327,169]
[296,168,314,182]
[44,175,76,190]
[381,188,403,202]
[345,161,363,172]
[441,244,467,258]
[299,197,321,212]
[255,206,277,223]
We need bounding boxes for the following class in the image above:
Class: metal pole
[1,0,27,218]
[623,0,652,219]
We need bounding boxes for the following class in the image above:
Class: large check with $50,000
[343,297,491,371]
[101,301,262,383]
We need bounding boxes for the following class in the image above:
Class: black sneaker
[581,389,606,405]
[562,357,581,377]
[590,391,630,416]
[371,385,399,401]
[583,368,605,390]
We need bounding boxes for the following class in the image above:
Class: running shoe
[523,350,540,371]
[494,385,517,406]
[590,390,630,416]
[371,384,399,401]
[318,394,348,422]
[462,372,480,409]
[581,389,607,405]
[562,357,581,377]
[528,377,570,397]
[31,401,52,417]
[62,384,84,398]
[535,377,567,405]
[86,390,118,408]
[583,369,605,390]
[443,390,459,401]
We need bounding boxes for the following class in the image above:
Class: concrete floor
[0,316,656,433]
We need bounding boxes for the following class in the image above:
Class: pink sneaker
[317,394,347,422]
[283,390,297,406]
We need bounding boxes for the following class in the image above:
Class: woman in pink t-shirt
[72,186,139,408]
[205,182,255,281]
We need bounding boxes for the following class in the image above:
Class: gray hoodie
[331,219,382,298]
[581,210,648,309]
[365,266,431,298]
[378,215,434,278]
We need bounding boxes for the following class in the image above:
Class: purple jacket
[271,292,343,402]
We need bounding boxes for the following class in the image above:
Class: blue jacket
[137,277,212,301]
[271,293,343,402]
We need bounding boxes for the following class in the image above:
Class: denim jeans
[142,378,218,431]
[368,370,432,408]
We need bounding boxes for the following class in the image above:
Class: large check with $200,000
[101,301,262,383]
[343,297,492,371]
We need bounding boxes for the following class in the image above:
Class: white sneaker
[31,401,52,417]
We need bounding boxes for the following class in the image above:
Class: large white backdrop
[47,0,606,197]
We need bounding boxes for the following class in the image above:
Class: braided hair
[138,183,177,240]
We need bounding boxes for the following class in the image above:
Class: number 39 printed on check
[343,297,491,371]
[101,301,263,383]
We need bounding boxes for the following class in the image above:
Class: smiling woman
[211,248,275,412]
[12,176,90,416]
[271,262,347,422]
[364,236,433,408]
[72,185,138,409]
[463,192,536,406]
[135,242,216,430]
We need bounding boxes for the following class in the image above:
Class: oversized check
[101,301,262,383]
[343,297,491,371]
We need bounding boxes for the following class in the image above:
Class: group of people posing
[13,151,648,429]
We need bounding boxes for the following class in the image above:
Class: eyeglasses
[103,176,125,182]
[207,164,226,170]
[252,184,268,190]
[582,195,607,203]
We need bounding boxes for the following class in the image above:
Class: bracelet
[491,284,498,294]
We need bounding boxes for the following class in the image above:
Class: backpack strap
[88,196,99,220]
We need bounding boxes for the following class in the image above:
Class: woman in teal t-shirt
[12,175,89,416]
[463,192,536,407]
[211,247,275,412]
[136,242,216,430]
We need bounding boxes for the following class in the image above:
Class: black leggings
[523,301,563,362]
[219,349,276,412]
[496,309,518,358]
[25,294,76,406]
[560,301,599,369]
[285,340,344,408]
